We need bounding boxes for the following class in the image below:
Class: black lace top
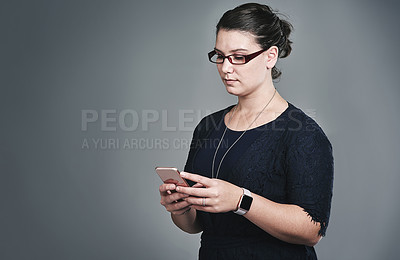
[184,103,334,260]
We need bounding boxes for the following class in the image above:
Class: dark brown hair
[216,3,293,80]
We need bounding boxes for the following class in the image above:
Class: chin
[225,88,243,97]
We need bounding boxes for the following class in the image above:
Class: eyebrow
[214,48,249,54]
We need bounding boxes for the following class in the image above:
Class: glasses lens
[231,55,246,64]
[210,52,224,63]
[208,52,248,64]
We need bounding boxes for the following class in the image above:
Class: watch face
[241,195,253,211]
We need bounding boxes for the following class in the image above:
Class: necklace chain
[211,89,277,179]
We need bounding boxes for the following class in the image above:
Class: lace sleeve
[286,126,334,236]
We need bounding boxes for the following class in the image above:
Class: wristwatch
[233,188,253,215]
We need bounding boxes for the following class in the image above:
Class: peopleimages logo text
[81,109,212,132]
[80,108,317,151]
[80,108,212,151]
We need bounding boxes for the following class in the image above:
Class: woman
[159,3,333,259]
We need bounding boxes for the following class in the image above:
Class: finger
[164,192,189,205]
[192,183,205,188]
[159,183,176,194]
[180,172,213,187]
[175,186,209,197]
[167,200,191,213]
[185,196,209,206]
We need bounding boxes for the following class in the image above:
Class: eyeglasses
[208,49,266,65]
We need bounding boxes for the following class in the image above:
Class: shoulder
[284,103,332,150]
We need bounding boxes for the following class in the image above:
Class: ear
[265,46,279,69]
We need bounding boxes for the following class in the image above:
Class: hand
[175,171,243,213]
[159,183,192,215]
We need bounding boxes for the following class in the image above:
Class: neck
[236,83,277,115]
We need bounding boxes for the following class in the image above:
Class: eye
[232,55,245,62]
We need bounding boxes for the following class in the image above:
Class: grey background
[1,0,399,259]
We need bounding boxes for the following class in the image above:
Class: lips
[224,78,237,84]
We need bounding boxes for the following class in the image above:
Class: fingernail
[180,172,186,177]
[176,186,180,191]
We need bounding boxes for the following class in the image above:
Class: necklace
[211,88,277,179]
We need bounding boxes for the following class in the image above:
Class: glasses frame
[208,49,267,65]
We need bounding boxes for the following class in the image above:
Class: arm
[171,207,202,234]
[243,192,321,246]
[176,172,322,246]
[159,183,202,234]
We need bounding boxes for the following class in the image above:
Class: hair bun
[277,18,293,59]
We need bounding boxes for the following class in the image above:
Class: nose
[220,57,234,74]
